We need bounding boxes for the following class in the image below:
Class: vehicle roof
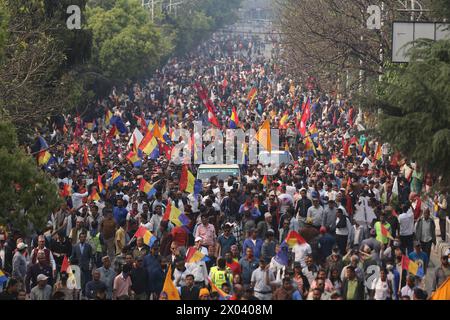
[198,164,240,169]
[259,150,291,154]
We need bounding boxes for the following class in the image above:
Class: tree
[171,10,214,56]
[86,0,173,81]
[0,119,61,233]
[0,0,92,138]
[360,39,450,187]
[430,0,450,20]
[162,0,242,55]
[276,0,434,92]
[0,2,8,62]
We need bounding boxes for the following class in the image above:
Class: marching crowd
[0,32,449,301]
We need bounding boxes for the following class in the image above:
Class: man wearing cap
[278,186,294,215]
[30,274,52,300]
[251,257,275,300]
[256,212,274,240]
[322,198,337,234]
[318,227,335,264]
[12,242,28,288]
[198,287,210,300]
[307,196,324,229]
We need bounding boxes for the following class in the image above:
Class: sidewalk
[424,217,449,294]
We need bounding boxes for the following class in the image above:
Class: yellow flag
[431,277,450,300]
[256,119,272,152]
[162,264,181,300]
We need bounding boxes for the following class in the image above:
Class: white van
[196,164,241,184]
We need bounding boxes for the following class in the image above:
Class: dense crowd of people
[0,31,449,301]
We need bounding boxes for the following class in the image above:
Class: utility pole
[151,0,154,22]
[379,2,385,82]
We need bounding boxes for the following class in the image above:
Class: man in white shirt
[292,242,312,268]
[400,275,416,300]
[335,208,351,255]
[278,186,294,215]
[251,258,276,300]
[307,197,324,228]
[398,205,415,255]
[71,191,88,210]
[185,238,209,287]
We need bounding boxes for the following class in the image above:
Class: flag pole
[398,255,404,298]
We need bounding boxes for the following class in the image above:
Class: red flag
[61,255,70,273]
[194,82,220,127]
[74,115,83,138]
[348,107,355,127]
[332,111,337,126]
[179,165,188,192]
[162,201,171,221]
[135,115,147,133]
[108,125,118,138]
[207,110,220,128]
[222,78,228,94]
[97,144,104,163]
[83,146,89,167]
[303,99,311,121]
[296,117,307,136]
[285,230,307,247]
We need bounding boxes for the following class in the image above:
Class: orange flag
[256,119,271,152]
[161,264,180,300]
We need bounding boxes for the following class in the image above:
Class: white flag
[392,176,399,196]
[90,133,97,145]
[128,128,144,147]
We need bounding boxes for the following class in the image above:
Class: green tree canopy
[0,0,92,137]
[87,0,172,80]
[430,0,450,20]
[171,10,214,56]
[361,39,450,187]
[0,119,61,234]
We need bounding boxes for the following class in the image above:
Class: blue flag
[111,116,128,134]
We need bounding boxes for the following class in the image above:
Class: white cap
[17,242,28,250]
[37,274,49,282]
[264,212,272,219]
[195,236,203,242]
